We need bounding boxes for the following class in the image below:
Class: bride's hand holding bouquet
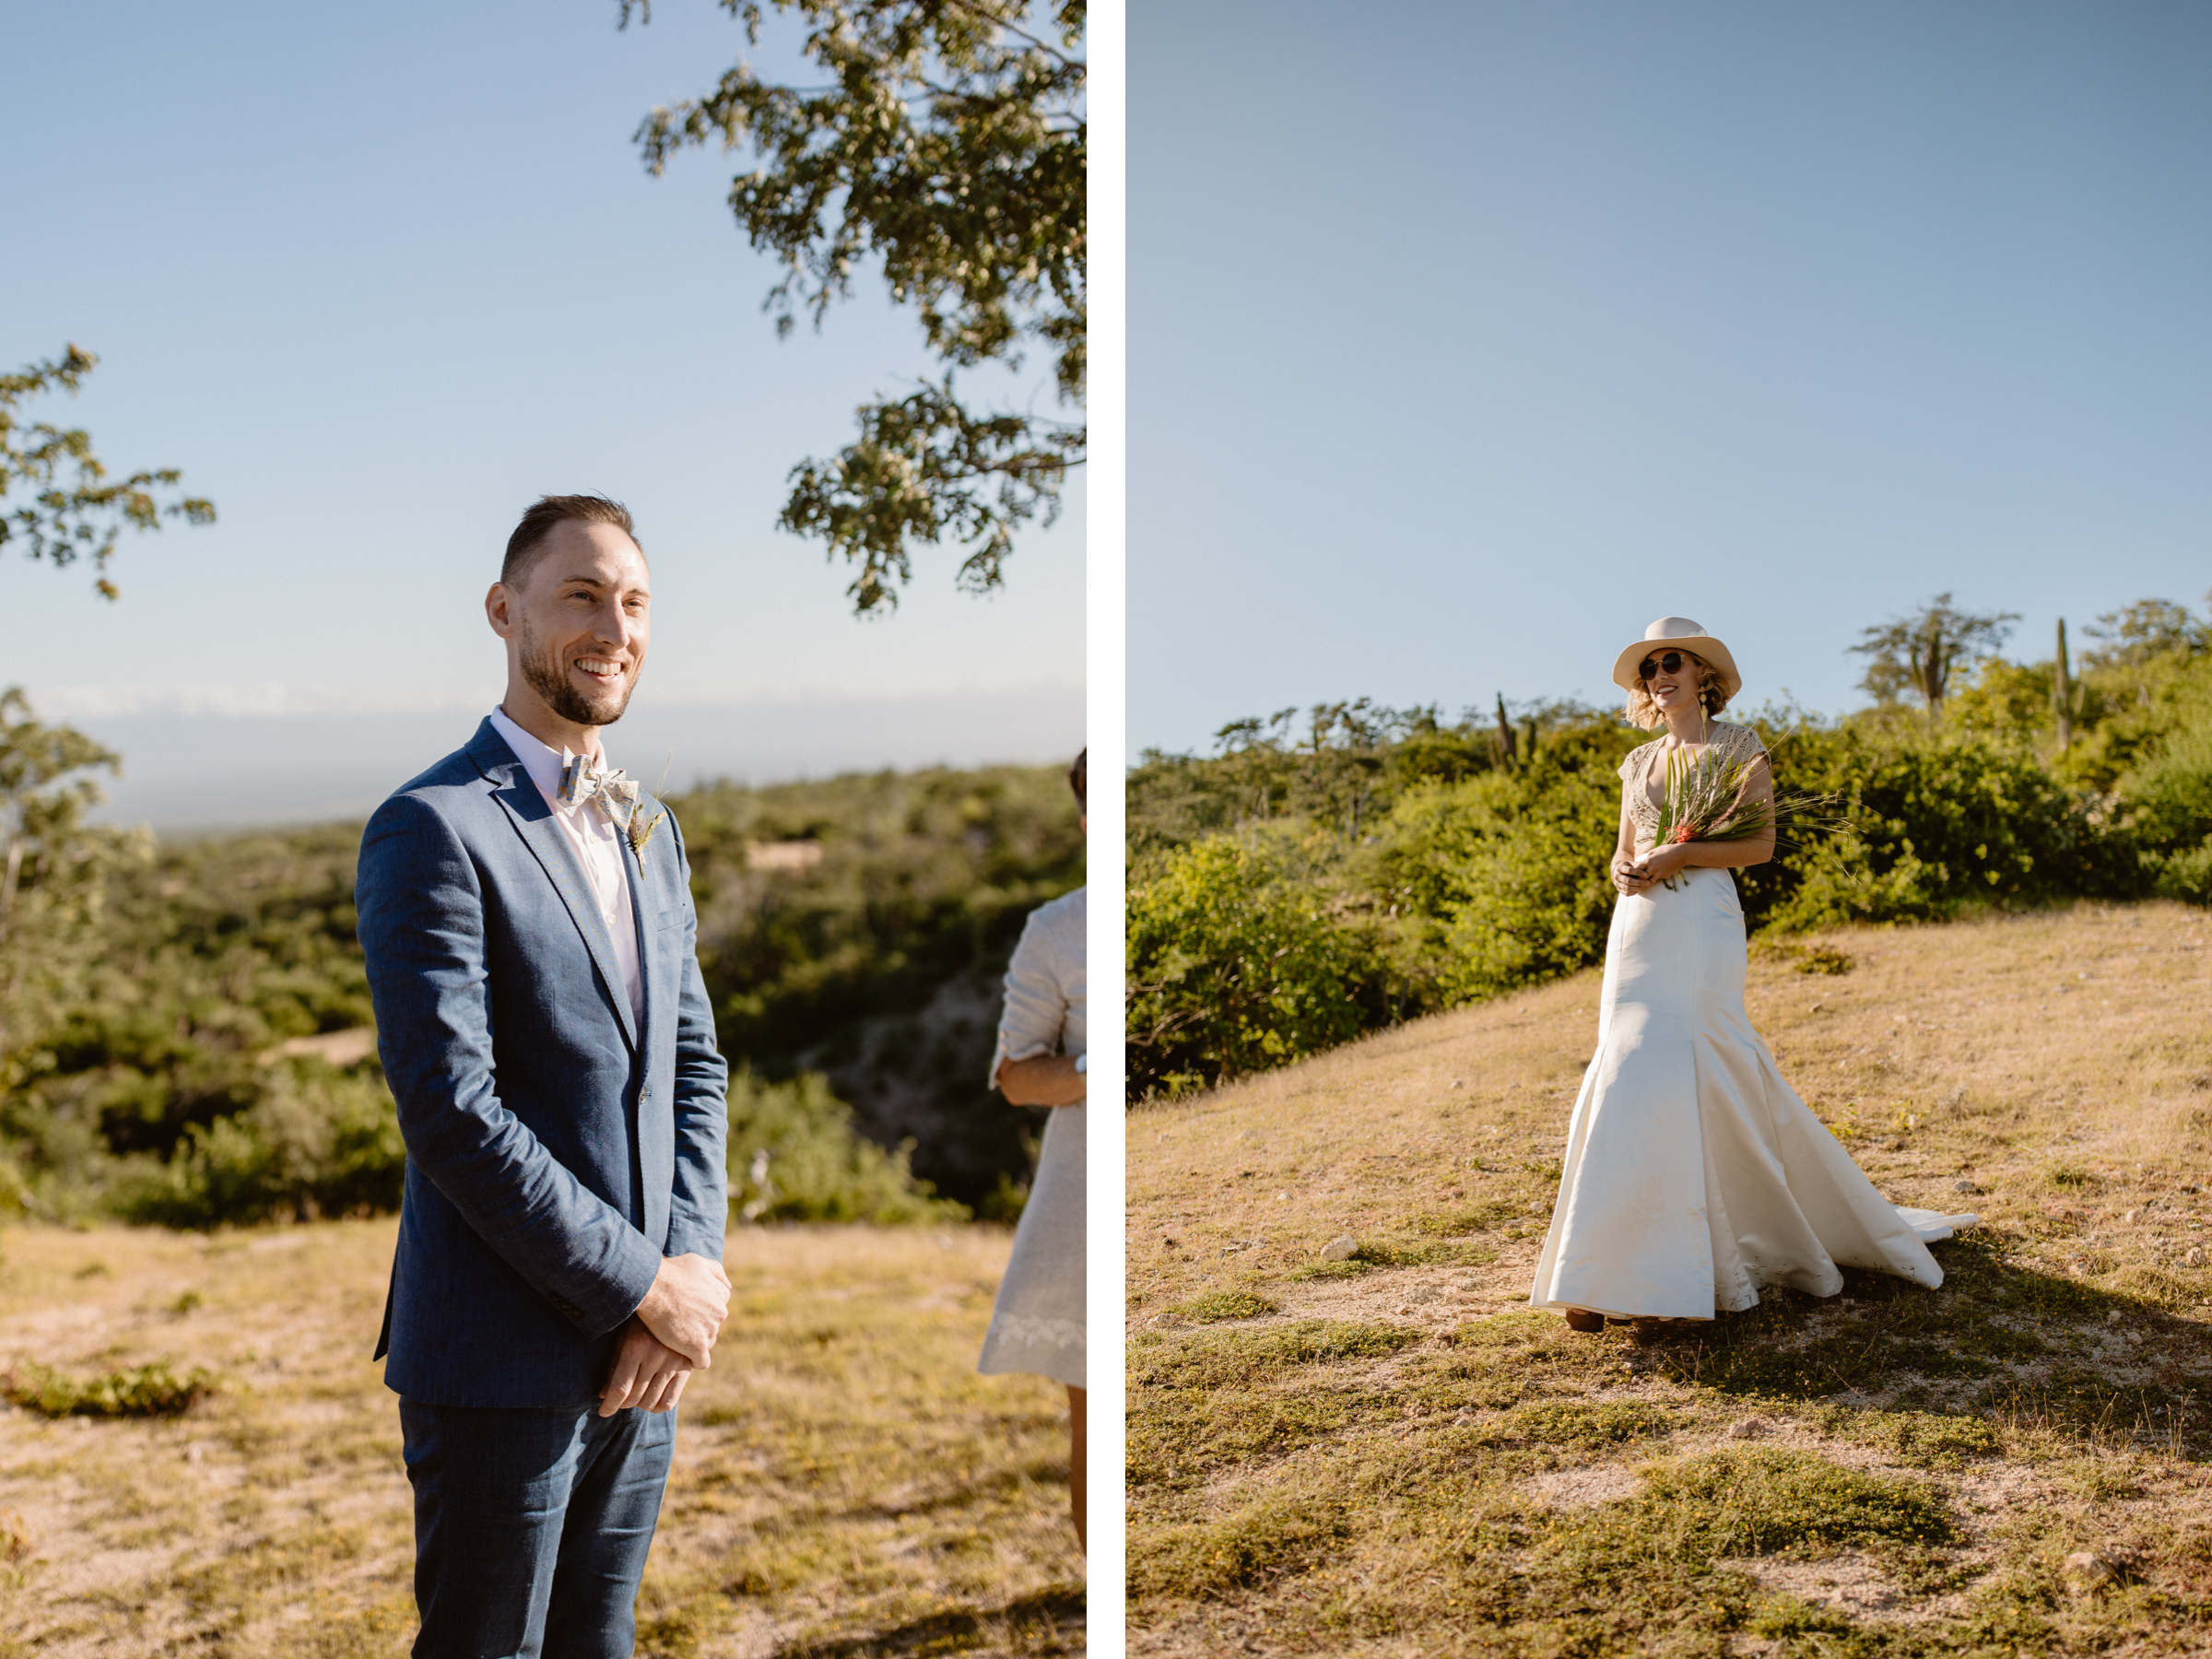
[1644,744,1776,890]
[1630,736,1844,895]
[1618,841,1694,895]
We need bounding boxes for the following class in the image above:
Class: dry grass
[1127,900,2212,1656]
[0,1219,1081,1657]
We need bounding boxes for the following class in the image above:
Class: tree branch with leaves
[2,347,215,600]
[1849,593,2019,718]
[0,688,140,1082]
[623,0,1084,613]
[2081,597,2209,672]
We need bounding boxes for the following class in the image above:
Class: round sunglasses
[1637,650,1696,681]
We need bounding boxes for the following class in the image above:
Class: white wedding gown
[1528,725,1975,1321]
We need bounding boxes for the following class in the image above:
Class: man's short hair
[1069,748,1086,812]
[501,495,641,588]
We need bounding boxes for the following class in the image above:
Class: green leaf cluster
[628,0,1083,611]
[1,346,214,599]
[114,1059,406,1228]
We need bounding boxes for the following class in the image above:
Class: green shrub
[677,764,1083,1208]
[1379,757,1622,1004]
[1126,835,1391,1099]
[3,1359,214,1418]
[1118,634,2212,1096]
[1743,722,2138,931]
[2117,666,2212,901]
[1170,1289,1279,1323]
[1127,1495,1348,1598]
[1631,1446,1958,1556]
[116,1060,405,1227]
[724,1068,967,1224]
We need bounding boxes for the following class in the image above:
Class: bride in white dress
[1528,618,1976,1331]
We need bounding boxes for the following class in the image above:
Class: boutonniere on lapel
[625,751,675,860]
[628,804,667,858]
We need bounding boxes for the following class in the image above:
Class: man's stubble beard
[516,615,637,728]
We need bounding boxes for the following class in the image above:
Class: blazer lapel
[467,721,641,1053]
[621,820,655,1054]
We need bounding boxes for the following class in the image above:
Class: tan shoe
[1563,1308,1606,1333]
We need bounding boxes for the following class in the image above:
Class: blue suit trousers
[401,1398,677,1659]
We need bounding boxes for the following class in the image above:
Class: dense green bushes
[1126,837,1391,1098]
[1128,618,2212,1100]
[116,1059,405,1227]
[0,819,379,1221]
[64,1059,958,1230]
[722,1068,965,1224]
[1379,737,1626,1006]
[1737,721,2138,932]
[674,765,1083,1206]
[2116,662,2212,902]
[0,745,1077,1228]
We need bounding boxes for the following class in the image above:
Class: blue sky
[4,0,1083,824]
[1130,1,2212,755]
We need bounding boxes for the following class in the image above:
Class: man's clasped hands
[597,1252,732,1418]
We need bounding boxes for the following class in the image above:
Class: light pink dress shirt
[488,706,644,1030]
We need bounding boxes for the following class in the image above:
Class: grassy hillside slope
[0,1221,1081,1658]
[1128,901,2212,1656]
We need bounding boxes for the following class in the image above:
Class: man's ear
[486,582,514,639]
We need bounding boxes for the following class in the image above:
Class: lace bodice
[1619,722,1768,853]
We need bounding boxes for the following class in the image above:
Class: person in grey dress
[981,749,1087,1546]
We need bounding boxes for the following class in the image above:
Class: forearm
[1675,834,1774,870]
[665,834,731,1259]
[666,947,730,1257]
[665,1088,729,1260]
[997,1053,1087,1106]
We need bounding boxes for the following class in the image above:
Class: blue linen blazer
[357,718,729,1407]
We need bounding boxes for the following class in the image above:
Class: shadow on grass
[776,1587,1085,1657]
[1638,1232,2212,1453]
[836,1458,1070,1524]
[1126,1231,2212,1643]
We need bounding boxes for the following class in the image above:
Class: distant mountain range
[71,683,1086,831]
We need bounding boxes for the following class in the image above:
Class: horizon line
[24,676,1086,723]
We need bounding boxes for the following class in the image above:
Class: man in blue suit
[357,493,731,1658]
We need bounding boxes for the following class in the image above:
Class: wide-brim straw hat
[1610,616,1743,699]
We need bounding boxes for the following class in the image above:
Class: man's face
[489,521,652,730]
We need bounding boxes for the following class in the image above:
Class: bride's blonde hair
[1624,651,1731,731]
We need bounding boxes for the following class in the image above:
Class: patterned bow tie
[558,753,640,827]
